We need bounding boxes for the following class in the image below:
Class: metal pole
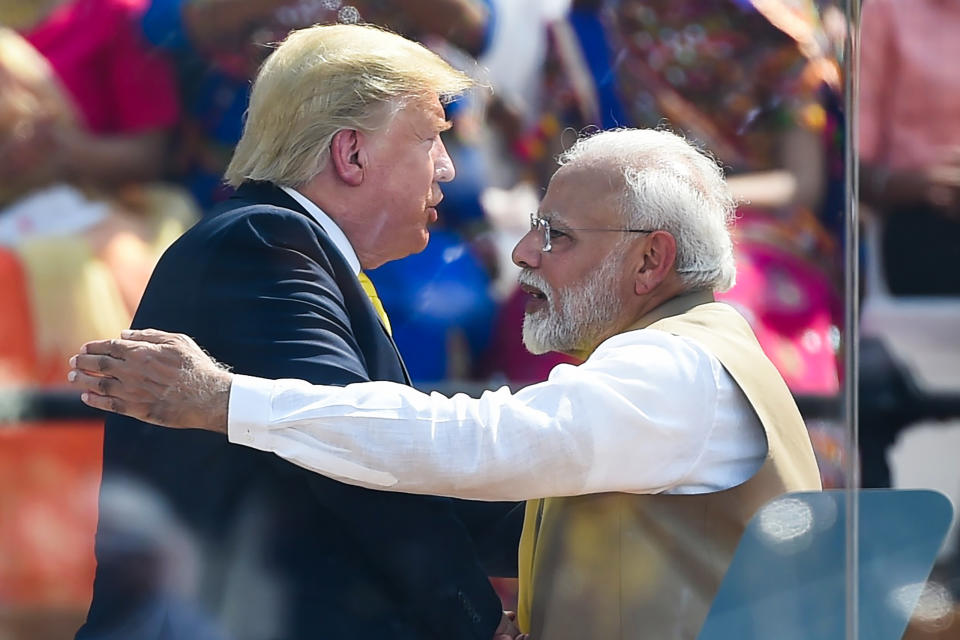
[843,0,862,638]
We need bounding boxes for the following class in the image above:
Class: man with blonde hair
[72,128,822,639]
[76,24,522,640]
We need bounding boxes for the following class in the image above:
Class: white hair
[557,128,737,292]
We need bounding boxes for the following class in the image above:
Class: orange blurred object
[0,422,102,608]
[0,248,38,383]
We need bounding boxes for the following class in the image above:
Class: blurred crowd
[0,0,848,389]
[0,0,958,631]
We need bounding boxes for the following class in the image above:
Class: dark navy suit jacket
[76,182,517,640]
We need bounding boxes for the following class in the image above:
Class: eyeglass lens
[530,214,552,252]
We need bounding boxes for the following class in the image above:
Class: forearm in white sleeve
[227,332,722,501]
[229,372,600,500]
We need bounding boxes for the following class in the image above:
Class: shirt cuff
[227,374,276,450]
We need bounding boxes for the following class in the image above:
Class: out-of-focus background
[0,0,957,637]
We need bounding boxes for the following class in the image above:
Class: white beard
[520,254,625,355]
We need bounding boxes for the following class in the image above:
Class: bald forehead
[545,163,626,224]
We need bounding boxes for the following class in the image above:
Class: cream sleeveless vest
[516,291,822,639]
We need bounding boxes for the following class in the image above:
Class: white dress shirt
[228,328,768,502]
[280,186,360,275]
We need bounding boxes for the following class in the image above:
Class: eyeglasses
[529,213,654,253]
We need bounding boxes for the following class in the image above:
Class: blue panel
[700,490,953,640]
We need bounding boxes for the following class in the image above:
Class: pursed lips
[426,191,443,223]
[428,187,444,209]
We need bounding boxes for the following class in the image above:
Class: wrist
[211,370,233,434]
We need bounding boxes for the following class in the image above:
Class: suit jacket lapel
[233,182,410,380]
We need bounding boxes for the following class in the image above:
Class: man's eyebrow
[540,211,569,226]
[438,120,453,132]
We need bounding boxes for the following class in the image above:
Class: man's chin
[407,230,430,255]
[521,337,551,356]
[521,314,558,355]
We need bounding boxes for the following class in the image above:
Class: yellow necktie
[357,272,392,335]
[517,498,542,632]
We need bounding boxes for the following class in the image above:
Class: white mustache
[518,269,553,306]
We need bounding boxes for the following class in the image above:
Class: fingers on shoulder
[73,352,119,374]
[80,391,152,423]
[69,369,117,395]
[122,328,193,346]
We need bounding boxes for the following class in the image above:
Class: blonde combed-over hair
[225,24,473,188]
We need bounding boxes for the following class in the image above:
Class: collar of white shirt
[280,185,361,276]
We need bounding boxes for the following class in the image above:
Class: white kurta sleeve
[227,331,727,501]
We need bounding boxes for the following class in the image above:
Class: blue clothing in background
[369,230,496,382]
[141,0,248,208]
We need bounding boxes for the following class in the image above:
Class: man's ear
[634,230,678,295]
[329,129,365,186]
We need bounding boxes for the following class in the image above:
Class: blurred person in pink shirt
[859,0,960,295]
[2,0,180,190]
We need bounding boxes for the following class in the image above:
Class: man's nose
[434,138,455,183]
[512,229,542,269]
